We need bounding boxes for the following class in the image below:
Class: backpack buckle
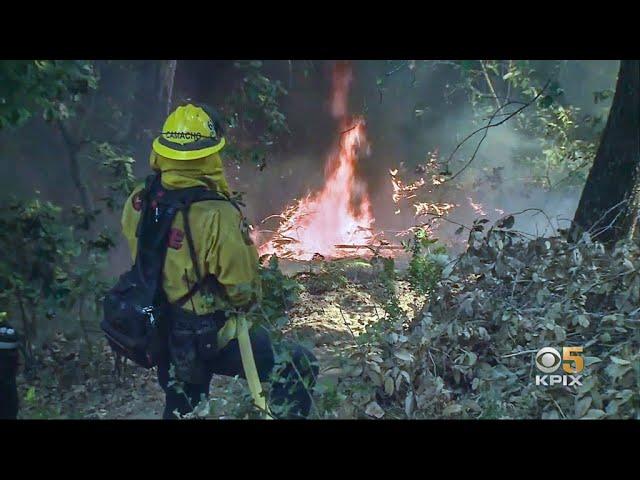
[142,306,156,326]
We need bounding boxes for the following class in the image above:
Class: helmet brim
[152,136,226,160]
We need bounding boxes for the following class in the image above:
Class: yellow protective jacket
[121,152,262,323]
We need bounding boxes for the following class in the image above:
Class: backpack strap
[182,203,202,283]
[172,193,228,309]
[132,173,170,292]
[173,204,201,308]
[135,173,162,239]
[141,175,243,309]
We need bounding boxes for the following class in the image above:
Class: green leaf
[25,386,36,403]
[584,356,602,367]
[575,396,592,417]
[443,404,463,416]
[539,95,554,108]
[610,356,631,366]
[582,409,606,420]
[460,60,475,71]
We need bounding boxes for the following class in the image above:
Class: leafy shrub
[0,198,78,355]
[257,255,302,331]
[405,227,448,296]
[340,217,639,419]
[301,262,348,296]
[0,197,116,360]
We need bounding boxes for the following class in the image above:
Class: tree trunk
[571,60,640,244]
[57,119,94,228]
[159,60,178,116]
[125,60,178,175]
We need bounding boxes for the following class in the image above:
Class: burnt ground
[16,260,421,419]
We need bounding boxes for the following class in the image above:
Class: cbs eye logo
[535,346,584,387]
[536,347,562,373]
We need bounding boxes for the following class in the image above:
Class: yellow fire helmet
[152,104,226,161]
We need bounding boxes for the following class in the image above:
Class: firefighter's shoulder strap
[163,183,241,308]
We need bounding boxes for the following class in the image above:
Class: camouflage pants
[158,324,318,419]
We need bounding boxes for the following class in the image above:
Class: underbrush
[13,219,639,420]
[335,219,639,419]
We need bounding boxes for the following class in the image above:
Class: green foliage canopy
[0,60,97,128]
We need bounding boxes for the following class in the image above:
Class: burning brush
[257,62,397,261]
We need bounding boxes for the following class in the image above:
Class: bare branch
[444,80,551,182]
[479,60,501,109]
[587,199,628,235]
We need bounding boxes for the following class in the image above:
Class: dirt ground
[16,261,420,420]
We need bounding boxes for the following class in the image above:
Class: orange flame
[389,169,426,210]
[258,63,377,261]
[389,150,455,219]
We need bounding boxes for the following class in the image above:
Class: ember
[468,196,487,216]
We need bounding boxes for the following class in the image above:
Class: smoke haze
[0,60,620,267]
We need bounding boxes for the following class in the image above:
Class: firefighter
[120,104,317,419]
[0,313,19,419]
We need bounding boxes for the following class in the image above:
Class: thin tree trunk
[78,300,91,348]
[57,119,94,227]
[571,60,640,244]
[16,292,33,363]
[159,60,178,115]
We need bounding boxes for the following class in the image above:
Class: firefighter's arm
[120,185,145,262]
[205,205,262,308]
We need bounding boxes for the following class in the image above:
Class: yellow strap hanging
[217,315,273,419]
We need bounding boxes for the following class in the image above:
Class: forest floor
[17,234,640,420]
[16,259,420,419]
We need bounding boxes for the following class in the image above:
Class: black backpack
[101,173,234,369]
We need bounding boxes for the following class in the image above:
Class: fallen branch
[334,244,404,250]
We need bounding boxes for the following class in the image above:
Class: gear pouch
[167,308,223,384]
